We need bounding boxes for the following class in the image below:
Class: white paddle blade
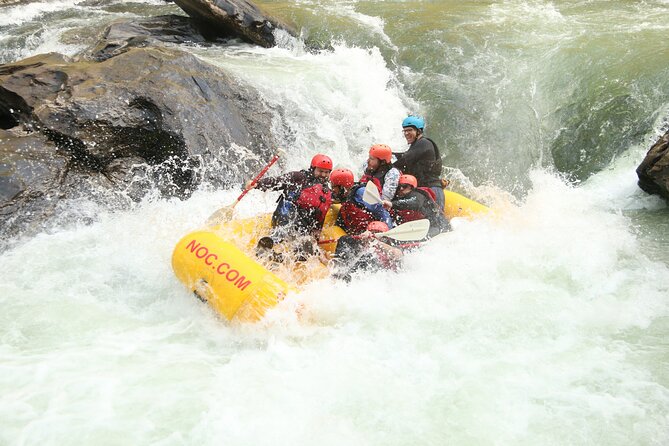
[375,219,430,242]
[362,181,382,204]
[205,206,233,227]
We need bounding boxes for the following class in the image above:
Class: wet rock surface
[86,14,229,61]
[637,128,669,201]
[0,46,278,244]
[173,0,297,47]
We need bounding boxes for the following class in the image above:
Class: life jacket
[391,208,425,225]
[417,186,437,202]
[371,242,401,272]
[390,188,435,225]
[360,163,391,191]
[273,181,332,231]
[337,185,376,235]
[358,175,382,194]
[294,183,332,225]
[413,137,442,186]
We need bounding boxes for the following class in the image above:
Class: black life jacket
[414,137,442,184]
[391,188,441,228]
[360,163,391,190]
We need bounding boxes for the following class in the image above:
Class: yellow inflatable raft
[172,191,490,322]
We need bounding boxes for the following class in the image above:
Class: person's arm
[390,193,423,212]
[254,170,307,192]
[381,168,400,201]
[392,139,433,171]
[371,239,403,271]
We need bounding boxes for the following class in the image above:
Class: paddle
[362,180,383,205]
[205,151,281,226]
[374,218,430,241]
[318,219,430,244]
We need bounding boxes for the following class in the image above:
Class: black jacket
[393,137,442,187]
[391,189,450,237]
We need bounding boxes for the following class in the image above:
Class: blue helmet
[402,115,425,130]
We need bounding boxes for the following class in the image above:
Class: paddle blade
[375,219,430,242]
[362,181,382,204]
[205,204,235,227]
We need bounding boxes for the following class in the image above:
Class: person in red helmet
[329,167,394,235]
[249,154,334,255]
[331,220,404,282]
[359,144,401,201]
[383,174,450,238]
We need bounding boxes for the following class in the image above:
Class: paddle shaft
[318,236,424,246]
[318,219,430,245]
[234,153,280,205]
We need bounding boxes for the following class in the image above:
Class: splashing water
[1,0,668,444]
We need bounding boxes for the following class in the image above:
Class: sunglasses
[399,184,412,189]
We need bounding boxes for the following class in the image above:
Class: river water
[1,1,668,444]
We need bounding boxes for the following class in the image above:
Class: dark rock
[0,47,278,244]
[637,129,669,200]
[86,15,231,62]
[173,0,297,47]
[0,128,67,203]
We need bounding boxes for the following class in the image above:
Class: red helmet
[329,168,355,188]
[367,221,389,233]
[311,154,333,170]
[398,174,417,188]
[368,144,392,164]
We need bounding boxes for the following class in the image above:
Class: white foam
[2,165,668,445]
[0,0,86,27]
[195,42,411,173]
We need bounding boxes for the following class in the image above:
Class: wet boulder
[0,129,68,230]
[173,0,297,47]
[637,129,669,200]
[0,46,277,242]
[86,15,228,61]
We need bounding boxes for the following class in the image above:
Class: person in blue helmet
[392,115,445,210]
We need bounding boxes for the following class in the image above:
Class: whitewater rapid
[2,164,668,444]
[1,0,668,444]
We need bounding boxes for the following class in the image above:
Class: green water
[261,0,669,192]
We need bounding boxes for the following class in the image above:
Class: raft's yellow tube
[171,194,491,323]
[443,190,492,219]
[172,230,291,322]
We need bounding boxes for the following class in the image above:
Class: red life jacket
[391,208,425,225]
[358,175,382,194]
[338,202,376,235]
[294,183,333,225]
[337,185,376,235]
[417,186,437,202]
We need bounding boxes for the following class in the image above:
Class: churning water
[1,0,668,444]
